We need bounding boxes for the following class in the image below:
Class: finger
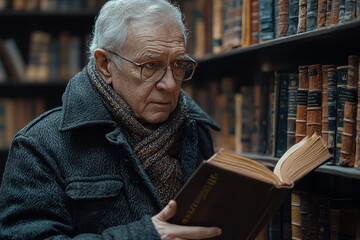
[156,200,177,221]
[169,225,222,240]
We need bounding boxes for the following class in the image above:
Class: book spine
[251,0,260,44]
[322,65,330,147]
[300,192,319,239]
[330,0,340,24]
[335,66,350,164]
[212,0,224,54]
[306,64,323,137]
[296,66,309,143]
[268,76,276,156]
[259,0,275,41]
[318,196,331,240]
[344,0,356,21]
[356,58,360,169]
[317,0,327,28]
[288,0,299,35]
[339,55,359,167]
[282,195,292,239]
[306,0,318,31]
[328,65,338,161]
[297,0,308,33]
[325,0,333,26]
[275,72,289,157]
[287,72,299,149]
[291,191,302,240]
[338,0,346,23]
[278,0,290,37]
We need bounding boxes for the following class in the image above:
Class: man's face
[110,23,186,124]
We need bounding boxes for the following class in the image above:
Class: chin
[143,112,171,124]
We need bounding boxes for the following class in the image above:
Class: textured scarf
[87,60,187,205]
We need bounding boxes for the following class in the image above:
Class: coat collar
[59,65,220,132]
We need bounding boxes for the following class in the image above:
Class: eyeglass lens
[141,61,195,82]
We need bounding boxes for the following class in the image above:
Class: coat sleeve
[0,134,160,240]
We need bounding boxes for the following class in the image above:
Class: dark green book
[287,72,299,149]
[275,72,289,158]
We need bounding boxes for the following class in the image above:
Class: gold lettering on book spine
[182,173,219,224]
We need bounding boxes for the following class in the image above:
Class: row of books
[269,191,360,240]
[180,0,360,56]
[0,98,45,150]
[0,0,106,11]
[184,54,360,170]
[0,31,89,83]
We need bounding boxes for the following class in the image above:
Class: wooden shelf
[194,19,360,80]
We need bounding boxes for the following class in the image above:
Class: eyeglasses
[105,49,198,83]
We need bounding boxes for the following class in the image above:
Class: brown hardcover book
[330,0,340,24]
[296,66,309,143]
[278,0,289,37]
[291,191,302,240]
[170,134,331,240]
[212,0,224,54]
[306,64,323,137]
[322,65,331,147]
[317,0,327,28]
[235,93,243,153]
[242,0,252,47]
[325,0,333,26]
[297,0,307,33]
[339,55,359,167]
[251,0,260,44]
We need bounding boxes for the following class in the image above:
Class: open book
[170,133,331,240]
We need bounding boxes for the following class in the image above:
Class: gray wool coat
[0,66,220,239]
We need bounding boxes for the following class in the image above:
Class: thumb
[156,200,177,221]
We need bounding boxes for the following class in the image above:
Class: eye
[143,62,161,69]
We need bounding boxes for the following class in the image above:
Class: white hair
[88,0,188,68]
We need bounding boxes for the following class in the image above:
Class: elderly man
[0,0,222,239]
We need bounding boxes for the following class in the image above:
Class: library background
[0,0,359,239]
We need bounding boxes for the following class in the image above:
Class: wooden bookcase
[0,8,99,179]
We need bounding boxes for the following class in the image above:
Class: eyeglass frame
[104,49,198,83]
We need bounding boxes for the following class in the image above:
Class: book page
[208,149,282,185]
[273,133,331,184]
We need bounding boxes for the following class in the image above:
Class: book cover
[296,66,309,143]
[275,72,289,157]
[306,64,323,137]
[327,65,338,160]
[278,0,289,37]
[259,0,275,41]
[297,0,307,33]
[306,0,318,31]
[287,0,299,35]
[287,72,299,149]
[170,134,331,240]
[339,55,359,167]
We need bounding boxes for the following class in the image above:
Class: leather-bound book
[275,72,289,157]
[339,55,359,166]
[297,0,307,33]
[291,191,302,240]
[278,0,289,37]
[322,65,331,148]
[344,0,356,21]
[356,57,360,169]
[306,64,323,137]
[330,0,340,24]
[306,0,318,31]
[288,0,299,35]
[338,0,346,23]
[327,65,337,161]
[317,0,327,28]
[212,0,224,54]
[335,66,353,164]
[287,72,299,149]
[325,0,333,26]
[259,0,276,41]
[296,66,309,143]
[251,0,260,44]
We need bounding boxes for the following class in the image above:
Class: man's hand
[151,200,222,240]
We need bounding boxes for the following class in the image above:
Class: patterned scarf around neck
[87,60,187,205]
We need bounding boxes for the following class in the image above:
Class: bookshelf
[179,0,360,238]
[0,3,102,178]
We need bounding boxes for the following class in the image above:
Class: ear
[94,49,113,85]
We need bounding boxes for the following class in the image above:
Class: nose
[155,65,178,91]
